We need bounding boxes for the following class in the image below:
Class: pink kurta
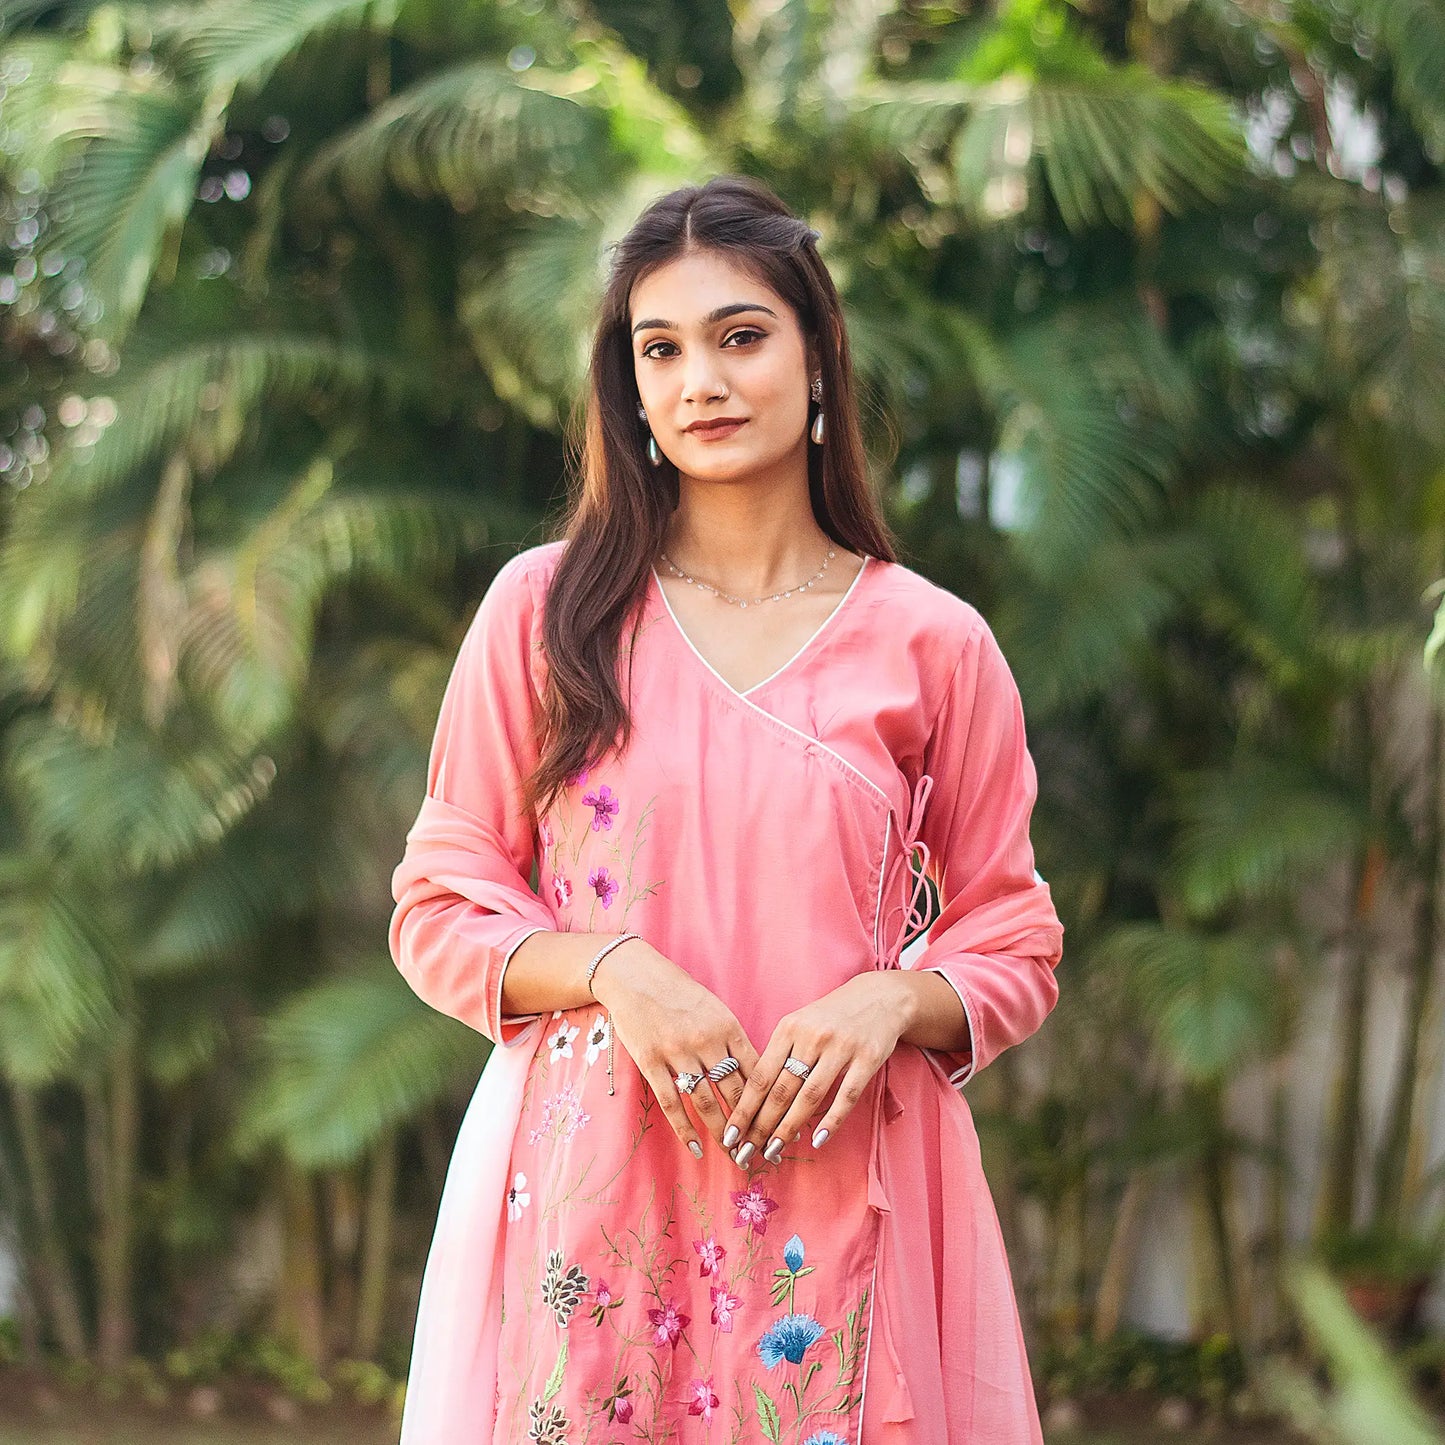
[389,538,1064,1444]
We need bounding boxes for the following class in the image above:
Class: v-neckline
[649,553,874,699]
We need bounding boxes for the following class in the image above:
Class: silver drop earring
[810,376,825,445]
[637,403,662,467]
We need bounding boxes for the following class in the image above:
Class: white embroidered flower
[584,1013,611,1066]
[547,1020,579,1061]
[506,1172,530,1222]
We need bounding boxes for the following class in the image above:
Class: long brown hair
[523,174,899,820]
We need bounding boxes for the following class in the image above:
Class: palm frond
[1106,920,1281,1080]
[236,966,482,1168]
[1169,755,1363,917]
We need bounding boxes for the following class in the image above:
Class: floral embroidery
[710,1283,743,1332]
[609,1391,633,1423]
[551,873,573,908]
[539,816,554,849]
[731,1179,780,1235]
[583,1013,610,1065]
[581,782,620,831]
[693,1234,726,1277]
[527,1086,591,1147]
[587,1279,624,1327]
[506,1172,530,1222]
[772,1232,817,1309]
[527,1397,569,1444]
[646,1298,690,1348]
[802,1434,848,1445]
[686,1375,720,1423]
[757,1312,826,1368]
[540,1249,589,1327]
[546,1019,579,1062]
[587,864,619,908]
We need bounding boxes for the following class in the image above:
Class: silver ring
[674,1071,704,1094]
[706,1056,740,1082]
[782,1056,812,1081]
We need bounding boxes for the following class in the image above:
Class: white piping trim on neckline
[650,555,887,809]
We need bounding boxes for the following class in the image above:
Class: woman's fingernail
[812,1127,829,1148]
[735,1142,754,1167]
[763,1137,784,1164]
[688,1140,703,1159]
[723,1125,739,1148]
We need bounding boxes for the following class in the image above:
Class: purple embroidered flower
[612,1394,633,1423]
[587,865,620,908]
[593,1280,612,1308]
[710,1284,743,1333]
[802,1434,848,1445]
[587,1278,623,1328]
[731,1180,780,1235]
[526,1084,590,1146]
[584,1013,611,1065]
[646,1299,690,1349]
[693,1235,727,1277]
[757,1312,825,1368]
[784,1234,805,1271]
[581,782,620,831]
[551,872,573,908]
[686,1375,720,1423]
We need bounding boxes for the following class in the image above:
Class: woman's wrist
[890,969,970,1054]
[587,935,651,1009]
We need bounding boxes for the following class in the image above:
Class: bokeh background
[1,0,1443,1441]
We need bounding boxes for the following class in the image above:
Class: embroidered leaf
[752,1383,781,1441]
[803,1361,822,1389]
[541,1335,568,1402]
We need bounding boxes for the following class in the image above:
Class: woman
[389,174,1064,1444]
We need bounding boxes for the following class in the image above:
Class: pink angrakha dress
[389,538,1064,1445]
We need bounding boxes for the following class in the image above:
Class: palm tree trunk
[1314,833,1383,1239]
[274,1157,328,1366]
[1373,702,1442,1227]
[1093,1168,1151,1339]
[87,1037,140,1370]
[8,1082,89,1359]
[354,1129,398,1360]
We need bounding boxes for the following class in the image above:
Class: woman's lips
[688,420,747,440]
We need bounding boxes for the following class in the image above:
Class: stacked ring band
[782,1057,813,1080]
[707,1056,740,1082]
[674,1071,704,1094]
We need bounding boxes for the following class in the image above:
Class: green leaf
[541,1334,568,1402]
[753,1383,781,1441]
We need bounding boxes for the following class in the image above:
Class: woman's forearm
[500,929,648,1019]
[893,969,971,1055]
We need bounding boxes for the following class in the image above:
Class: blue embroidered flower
[783,1234,805,1271]
[802,1433,848,1445]
[756,1312,825,1368]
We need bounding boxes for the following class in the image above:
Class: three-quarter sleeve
[388,551,557,1047]
[907,614,1064,1088]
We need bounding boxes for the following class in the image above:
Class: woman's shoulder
[864,555,988,658]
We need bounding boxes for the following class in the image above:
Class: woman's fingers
[640,1060,707,1158]
[798,1056,877,1151]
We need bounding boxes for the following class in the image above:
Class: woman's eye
[640,329,764,361]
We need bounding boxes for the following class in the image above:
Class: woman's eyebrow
[631,302,778,336]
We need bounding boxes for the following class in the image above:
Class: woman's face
[628,249,817,484]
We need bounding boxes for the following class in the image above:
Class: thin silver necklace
[658,545,837,608]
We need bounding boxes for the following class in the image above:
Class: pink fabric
[390,541,1063,1443]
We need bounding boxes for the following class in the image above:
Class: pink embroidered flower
[593,1280,612,1308]
[538,816,554,849]
[551,872,573,908]
[646,1299,690,1349]
[581,782,620,831]
[693,1235,726,1277]
[731,1179,780,1235]
[612,1394,633,1423]
[687,1375,720,1423]
[526,1084,591,1145]
[505,1172,530,1222]
[710,1284,743,1333]
[588,865,620,908]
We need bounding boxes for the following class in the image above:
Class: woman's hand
[591,939,761,1159]
[720,973,911,1169]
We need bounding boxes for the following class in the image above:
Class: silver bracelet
[585,932,642,1096]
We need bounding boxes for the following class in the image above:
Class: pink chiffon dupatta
[398,1021,542,1445]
